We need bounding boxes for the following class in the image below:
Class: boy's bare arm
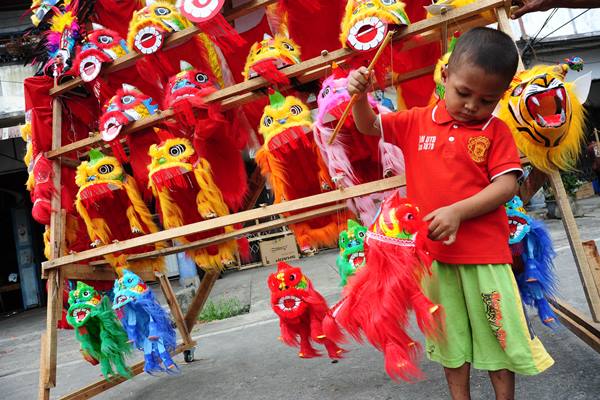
[424,173,519,244]
[512,0,600,18]
[348,67,380,136]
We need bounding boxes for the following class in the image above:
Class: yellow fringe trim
[123,176,160,234]
[197,33,224,88]
[43,226,51,260]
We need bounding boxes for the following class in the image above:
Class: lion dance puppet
[163,60,249,211]
[336,219,367,287]
[243,33,301,86]
[268,261,346,360]
[75,149,164,275]
[147,135,240,272]
[497,57,591,172]
[113,270,178,374]
[325,192,441,381]
[66,281,132,380]
[255,89,341,254]
[74,23,130,83]
[505,196,558,327]
[313,63,405,224]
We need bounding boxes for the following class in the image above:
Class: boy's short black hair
[448,27,519,86]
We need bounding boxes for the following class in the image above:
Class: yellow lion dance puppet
[75,149,164,275]
[147,134,240,272]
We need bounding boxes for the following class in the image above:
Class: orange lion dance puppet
[268,261,346,360]
[255,89,340,255]
[325,192,441,381]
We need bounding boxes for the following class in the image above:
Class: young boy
[348,27,554,400]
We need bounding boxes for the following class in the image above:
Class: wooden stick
[185,272,219,331]
[328,30,396,145]
[58,343,194,400]
[86,203,346,267]
[550,299,600,354]
[38,332,50,400]
[156,272,194,346]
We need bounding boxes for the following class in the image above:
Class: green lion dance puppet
[66,282,132,380]
[336,219,367,286]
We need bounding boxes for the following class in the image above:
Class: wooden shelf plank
[85,203,344,267]
[550,299,600,354]
[43,175,405,270]
[58,342,195,400]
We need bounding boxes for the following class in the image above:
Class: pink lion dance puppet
[324,192,442,381]
[268,261,346,360]
[313,63,405,225]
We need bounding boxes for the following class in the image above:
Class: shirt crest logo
[467,136,491,163]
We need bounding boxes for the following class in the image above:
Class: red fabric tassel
[127,129,161,202]
[236,235,250,263]
[250,59,290,86]
[32,198,52,225]
[197,14,245,53]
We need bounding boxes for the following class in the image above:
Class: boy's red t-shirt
[380,100,522,265]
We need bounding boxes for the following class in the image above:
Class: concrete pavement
[1,196,600,399]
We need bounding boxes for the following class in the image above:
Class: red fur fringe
[197,14,245,53]
[324,234,442,382]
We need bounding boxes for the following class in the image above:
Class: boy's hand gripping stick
[328,30,396,145]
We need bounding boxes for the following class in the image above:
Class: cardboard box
[575,182,595,200]
[259,234,300,266]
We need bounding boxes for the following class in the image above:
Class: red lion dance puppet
[268,261,345,360]
[325,192,442,381]
[163,60,249,211]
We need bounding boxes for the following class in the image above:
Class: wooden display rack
[37,1,600,399]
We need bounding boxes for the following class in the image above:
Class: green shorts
[422,261,554,375]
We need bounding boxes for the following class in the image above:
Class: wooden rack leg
[155,272,194,346]
[58,343,194,400]
[38,332,49,400]
[519,167,547,204]
[495,5,525,70]
[583,241,600,305]
[184,272,219,331]
[39,97,65,399]
[549,170,600,321]
[39,268,63,394]
[550,299,600,353]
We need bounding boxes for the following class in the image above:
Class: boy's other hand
[424,205,461,245]
[511,0,558,18]
[348,67,374,97]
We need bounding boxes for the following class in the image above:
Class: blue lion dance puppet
[505,196,558,327]
[112,270,179,374]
